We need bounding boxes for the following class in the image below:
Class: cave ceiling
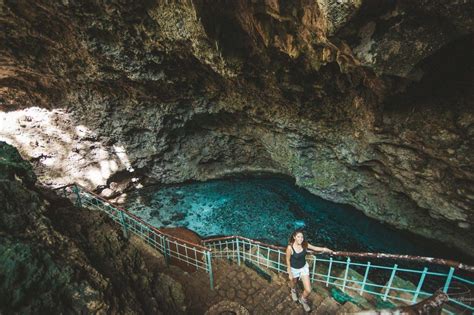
[1,0,473,255]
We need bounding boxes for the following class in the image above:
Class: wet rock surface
[0,1,473,256]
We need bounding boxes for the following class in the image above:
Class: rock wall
[1,1,473,256]
[0,141,189,314]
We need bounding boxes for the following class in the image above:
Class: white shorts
[291,263,309,279]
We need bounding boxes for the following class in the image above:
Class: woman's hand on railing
[321,247,334,254]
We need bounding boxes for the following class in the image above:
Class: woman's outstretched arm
[308,243,333,254]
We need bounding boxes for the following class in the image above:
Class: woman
[286,230,333,312]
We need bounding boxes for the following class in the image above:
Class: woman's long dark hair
[288,229,308,249]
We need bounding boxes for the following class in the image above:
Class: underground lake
[123,176,470,263]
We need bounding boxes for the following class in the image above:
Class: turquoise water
[124,177,463,260]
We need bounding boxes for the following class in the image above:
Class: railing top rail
[331,251,474,272]
[204,235,287,251]
[203,235,474,272]
[57,183,211,252]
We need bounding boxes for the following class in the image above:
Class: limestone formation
[1,1,473,256]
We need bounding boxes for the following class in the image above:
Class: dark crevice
[384,33,474,113]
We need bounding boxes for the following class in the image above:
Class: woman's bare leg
[301,275,312,299]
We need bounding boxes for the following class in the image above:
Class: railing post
[342,257,351,292]
[383,264,398,301]
[158,235,165,256]
[206,251,214,290]
[360,262,371,295]
[278,250,281,272]
[326,257,333,287]
[72,185,82,207]
[266,248,270,268]
[248,242,252,262]
[311,256,317,283]
[412,267,428,303]
[184,243,189,266]
[119,211,129,239]
[236,238,241,266]
[226,240,229,259]
[257,244,260,266]
[193,246,198,268]
[443,267,455,293]
[161,237,169,266]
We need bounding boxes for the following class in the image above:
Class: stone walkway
[135,236,362,314]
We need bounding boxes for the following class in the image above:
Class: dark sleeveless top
[290,245,307,269]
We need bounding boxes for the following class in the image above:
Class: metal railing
[55,184,214,289]
[55,184,474,313]
[203,236,474,314]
